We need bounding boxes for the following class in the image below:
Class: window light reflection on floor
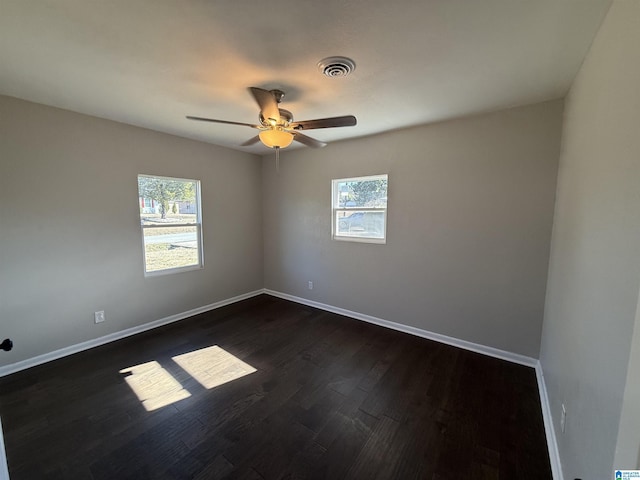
[119,361,191,412]
[172,345,256,389]
[120,346,256,412]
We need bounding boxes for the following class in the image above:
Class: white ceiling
[0,0,612,154]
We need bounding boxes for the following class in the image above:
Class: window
[332,174,388,243]
[138,174,203,275]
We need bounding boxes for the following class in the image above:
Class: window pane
[143,226,199,272]
[335,211,386,239]
[138,176,198,223]
[336,177,388,208]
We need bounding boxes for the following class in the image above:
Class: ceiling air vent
[318,56,356,78]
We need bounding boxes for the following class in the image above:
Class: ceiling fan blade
[186,116,260,128]
[240,135,261,146]
[293,132,327,148]
[291,115,357,130]
[249,87,280,123]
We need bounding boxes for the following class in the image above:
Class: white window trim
[139,174,204,277]
[331,174,388,244]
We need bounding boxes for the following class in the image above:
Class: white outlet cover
[94,311,105,323]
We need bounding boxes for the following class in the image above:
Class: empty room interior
[1,1,639,479]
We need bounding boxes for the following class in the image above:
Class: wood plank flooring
[0,295,552,479]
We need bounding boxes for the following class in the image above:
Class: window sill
[332,235,386,244]
[144,264,204,277]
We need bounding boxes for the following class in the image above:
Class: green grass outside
[144,243,199,272]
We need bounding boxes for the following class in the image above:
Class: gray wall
[539,1,640,478]
[614,290,640,468]
[0,95,263,367]
[263,100,563,358]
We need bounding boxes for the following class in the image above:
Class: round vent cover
[317,56,356,78]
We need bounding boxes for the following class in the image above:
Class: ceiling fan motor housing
[260,108,293,126]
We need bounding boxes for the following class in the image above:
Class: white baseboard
[535,362,564,480]
[263,289,563,480]
[264,289,537,367]
[0,290,263,378]
[0,418,8,480]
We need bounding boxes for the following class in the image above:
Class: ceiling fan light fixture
[259,128,294,149]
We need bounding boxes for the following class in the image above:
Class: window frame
[331,174,388,244]
[138,174,204,277]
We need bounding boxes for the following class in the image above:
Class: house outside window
[332,174,388,243]
[138,174,203,275]
[141,197,154,211]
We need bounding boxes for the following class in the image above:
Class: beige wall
[0,95,263,367]
[540,1,640,477]
[263,100,563,358]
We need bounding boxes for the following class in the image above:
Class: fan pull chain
[275,146,280,172]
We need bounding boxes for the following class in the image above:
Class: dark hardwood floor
[0,295,552,479]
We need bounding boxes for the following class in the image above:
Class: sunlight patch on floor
[172,345,256,389]
[120,361,191,411]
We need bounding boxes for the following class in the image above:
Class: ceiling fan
[186,87,357,151]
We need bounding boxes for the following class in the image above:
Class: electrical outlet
[94,310,105,324]
[561,403,567,433]
[308,281,313,290]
